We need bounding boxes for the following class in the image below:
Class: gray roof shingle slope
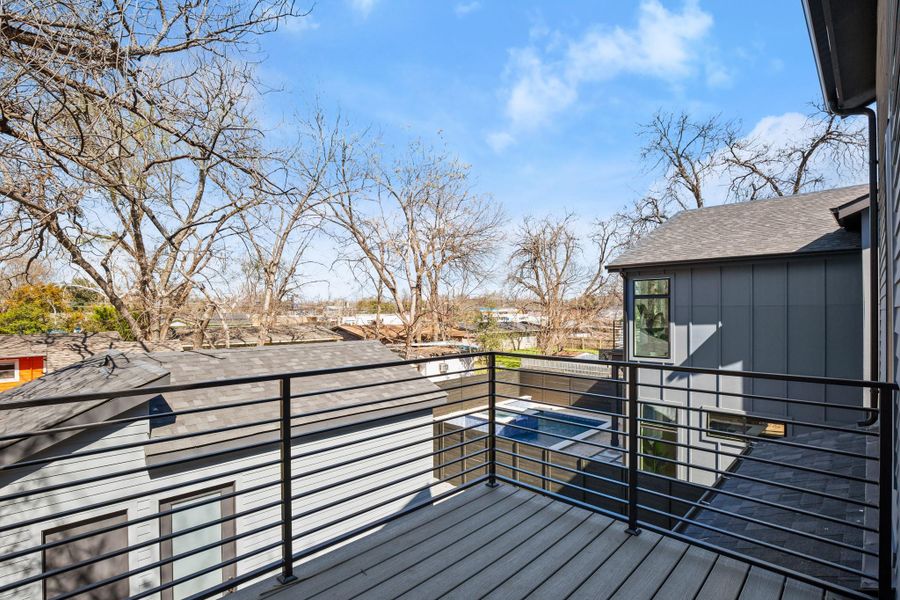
[0,341,446,459]
[0,332,178,371]
[607,185,867,269]
[681,427,874,591]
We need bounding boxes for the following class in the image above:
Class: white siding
[0,409,436,599]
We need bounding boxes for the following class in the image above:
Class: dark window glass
[43,511,129,600]
[633,279,670,359]
[0,361,17,381]
[639,424,677,477]
[707,411,785,440]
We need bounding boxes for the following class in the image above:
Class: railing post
[625,364,641,535]
[487,353,499,487]
[278,376,297,584]
[877,385,893,600]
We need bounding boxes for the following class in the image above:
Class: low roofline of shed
[606,247,861,273]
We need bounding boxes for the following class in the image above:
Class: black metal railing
[0,350,894,600]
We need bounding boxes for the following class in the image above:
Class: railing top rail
[0,351,490,409]
[496,350,898,390]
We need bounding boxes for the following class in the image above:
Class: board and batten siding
[0,406,436,599]
[624,253,864,486]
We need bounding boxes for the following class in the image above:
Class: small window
[707,411,786,441]
[43,511,130,600]
[439,362,449,374]
[160,485,235,600]
[639,423,677,477]
[0,359,19,383]
[632,279,670,359]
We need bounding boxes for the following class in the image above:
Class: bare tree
[330,137,503,356]
[0,0,303,341]
[240,112,340,346]
[507,214,584,354]
[617,104,867,245]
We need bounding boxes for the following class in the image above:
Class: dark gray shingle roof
[0,341,446,461]
[607,185,867,270]
[680,428,875,591]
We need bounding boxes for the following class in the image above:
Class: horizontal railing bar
[291,462,490,542]
[183,558,282,600]
[0,394,282,443]
[493,474,627,524]
[493,390,627,420]
[636,502,870,578]
[0,414,283,473]
[636,381,878,413]
[287,391,489,445]
[634,468,878,533]
[0,456,282,534]
[634,519,873,600]
[0,499,282,592]
[636,485,876,557]
[290,436,489,501]
[0,434,283,503]
[495,365,625,386]
[50,520,283,600]
[0,352,491,408]
[635,393,878,430]
[496,475,871,600]
[0,477,281,564]
[494,447,628,488]
[288,365,482,404]
[290,405,489,461]
[634,450,877,509]
[494,420,622,453]
[496,351,895,389]
[496,403,627,436]
[637,414,876,461]
[499,463,629,508]
[633,432,878,485]
[290,427,486,482]
[291,449,489,524]
[287,475,490,566]
[130,541,283,600]
[495,377,628,408]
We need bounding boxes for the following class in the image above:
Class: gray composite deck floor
[245,484,843,600]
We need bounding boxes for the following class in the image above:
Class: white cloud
[486,131,515,152]
[349,0,377,17]
[282,16,320,34]
[489,0,715,148]
[454,2,481,17]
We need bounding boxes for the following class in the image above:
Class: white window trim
[0,358,19,383]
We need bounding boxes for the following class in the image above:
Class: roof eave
[606,247,861,273]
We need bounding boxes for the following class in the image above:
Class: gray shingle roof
[0,332,178,372]
[607,185,867,270]
[0,341,446,462]
[680,428,875,591]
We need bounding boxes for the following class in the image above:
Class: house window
[43,511,129,600]
[632,279,670,359]
[639,404,678,477]
[0,359,19,383]
[439,362,449,374]
[160,485,236,600]
[706,410,786,441]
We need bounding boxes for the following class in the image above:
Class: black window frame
[631,277,672,360]
[705,409,786,441]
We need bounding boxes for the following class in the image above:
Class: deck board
[239,484,847,600]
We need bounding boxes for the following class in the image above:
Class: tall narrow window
[632,278,671,359]
[43,511,129,600]
[639,404,678,477]
[160,485,235,600]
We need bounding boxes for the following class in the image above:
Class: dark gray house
[607,185,870,486]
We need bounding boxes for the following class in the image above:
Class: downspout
[832,106,878,421]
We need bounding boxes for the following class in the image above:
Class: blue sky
[253,0,852,297]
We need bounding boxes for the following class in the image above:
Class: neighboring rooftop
[173,324,342,350]
[680,428,874,590]
[607,185,867,270]
[0,331,178,372]
[0,341,446,463]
